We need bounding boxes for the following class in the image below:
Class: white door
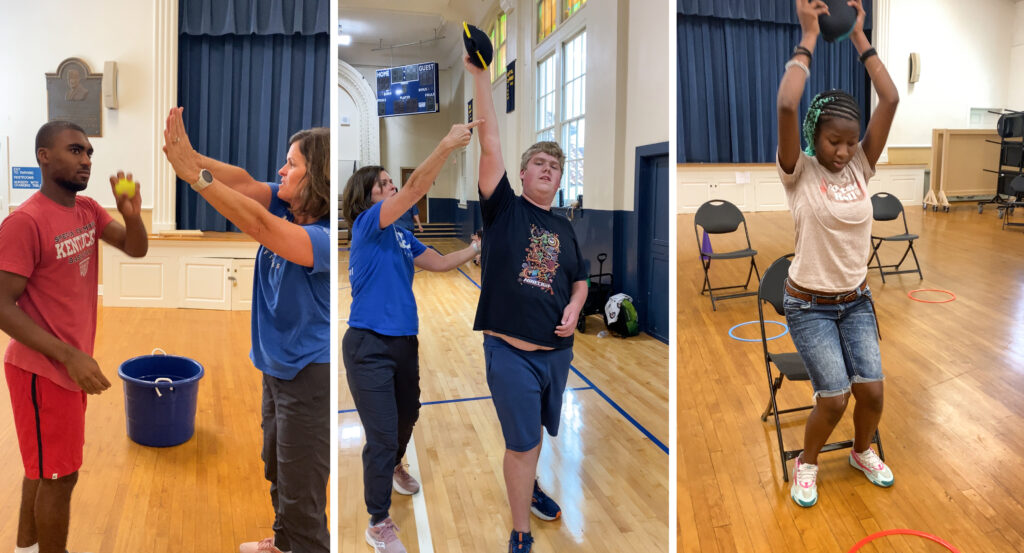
[229,258,255,311]
[180,257,232,310]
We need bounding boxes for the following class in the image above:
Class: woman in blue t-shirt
[162,108,331,553]
[341,121,480,553]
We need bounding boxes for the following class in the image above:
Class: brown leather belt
[785,279,868,305]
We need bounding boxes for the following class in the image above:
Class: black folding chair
[757,254,883,482]
[868,193,923,283]
[1001,176,1024,230]
[694,199,759,310]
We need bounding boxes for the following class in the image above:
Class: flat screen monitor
[376,62,439,117]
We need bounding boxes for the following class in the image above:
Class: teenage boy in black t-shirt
[464,55,588,553]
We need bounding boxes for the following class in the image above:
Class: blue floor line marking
[341,245,669,454]
[338,386,594,414]
[569,365,669,455]
[454,267,667,455]
[457,267,481,289]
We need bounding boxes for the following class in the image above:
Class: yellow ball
[115,178,136,198]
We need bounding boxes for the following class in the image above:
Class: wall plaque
[46,58,102,136]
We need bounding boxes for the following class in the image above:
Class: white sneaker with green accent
[850,448,894,487]
[790,457,818,507]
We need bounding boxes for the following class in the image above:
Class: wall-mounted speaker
[909,52,921,84]
[102,61,118,109]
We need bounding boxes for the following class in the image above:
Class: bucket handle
[154,377,174,397]
[151,348,167,356]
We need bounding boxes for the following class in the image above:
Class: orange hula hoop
[847,529,961,552]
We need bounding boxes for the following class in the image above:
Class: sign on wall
[506,60,516,113]
[46,58,102,137]
[12,167,41,189]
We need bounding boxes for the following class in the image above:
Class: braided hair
[802,90,861,156]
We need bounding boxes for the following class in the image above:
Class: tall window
[489,12,507,82]
[538,0,586,45]
[560,32,586,207]
[537,0,556,43]
[536,55,556,143]
[534,31,586,207]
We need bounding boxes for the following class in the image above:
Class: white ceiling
[339,0,497,69]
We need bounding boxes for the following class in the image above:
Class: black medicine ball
[462,22,493,69]
[818,0,857,43]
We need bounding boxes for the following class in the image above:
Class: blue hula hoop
[728,320,788,342]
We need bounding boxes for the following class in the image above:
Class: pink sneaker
[393,464,420,495]
[790,456,818,507]
[239,537,288,553]
[366,517,407,553]
[850,448,894,487]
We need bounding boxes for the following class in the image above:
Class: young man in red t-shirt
[0,121,148,553]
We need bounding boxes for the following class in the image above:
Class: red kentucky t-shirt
[0,192,113,391]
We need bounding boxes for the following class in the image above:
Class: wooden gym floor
[677,202,1024,552]
[339,238,669,553]
[0,307,276,552]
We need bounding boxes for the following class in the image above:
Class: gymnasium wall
[0,0,158,211]
[354,66,462,204]
[884,0,1017,148]
[355,0,667,218]
[339,85,362,181]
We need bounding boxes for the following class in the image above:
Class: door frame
[635,141,670,343]
[401,167,428,223]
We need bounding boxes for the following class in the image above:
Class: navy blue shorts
[483,335,573,452]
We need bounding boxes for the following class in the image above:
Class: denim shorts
[783,282,884,399]
[483,335,573,452]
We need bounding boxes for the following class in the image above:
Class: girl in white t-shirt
[776,0,899,508]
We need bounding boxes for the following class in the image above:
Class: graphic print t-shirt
[777,144,875,292]
[0,192,113,391]
[473,173,586,349]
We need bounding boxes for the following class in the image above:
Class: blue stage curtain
[176,0,329,231]
[180,0,328,36]
[678,1,872,163]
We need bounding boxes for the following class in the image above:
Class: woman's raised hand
[162,107,201,183]
[442,120,484,150]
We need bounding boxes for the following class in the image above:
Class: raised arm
[100,170,149,257]
[165,107,272,207]
[378,121,480,229]
[778,0,829,174]
[0,271,110,394]
[163,123,317,267]
[848,0,898,169]
[465,55,505,198]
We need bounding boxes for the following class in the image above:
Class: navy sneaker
[530,480,561,521]
[508,530,534,552]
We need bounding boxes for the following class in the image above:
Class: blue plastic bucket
[117,351,204,447]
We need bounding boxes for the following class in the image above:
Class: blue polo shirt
[347,201,427,336]
[250,183,331,380]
